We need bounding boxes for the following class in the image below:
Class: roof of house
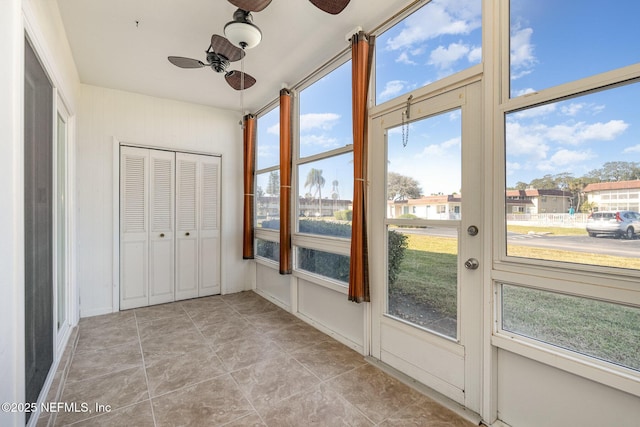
[388,195,462,205]
[583,180,640,192]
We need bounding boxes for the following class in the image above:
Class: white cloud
[512,103,557,119]
[395,51,417,65]
[537,149,595,171]
[385,0,481,51]
[419,136,461,157]
[510,26,536,77]
[300,134,339,149]
[379,80,407,101]
[506,121,550,160]
[428,42,470,69]
[267,123,279,135]
[467,46,482,63]
[506,161,522,175]
[547,120,629,145]
[623,144,640,153]
[299,113,340,132]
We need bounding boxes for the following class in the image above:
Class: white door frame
[369,74,484,414]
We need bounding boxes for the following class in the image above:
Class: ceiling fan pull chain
[402,94,413,147]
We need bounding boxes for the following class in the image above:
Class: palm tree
[304,168,326,216]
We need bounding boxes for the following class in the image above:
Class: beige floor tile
[261,383,374,427]
[55,367,148,426]
[244,308,304,332]
[152,375,253,427]
[292,339,366,381]
[266,322,332,352]
[188,307,242,330]
[75,321,138,353]
[179,295,230,314]
[134,302,187,323]
[326,364,422,424]
[64,401,155,427]
[78,311,135,332]
[221,412,267,426]
[145,347,227,397]
[230,298,280,316]
[140,330,211,365]
[231,354,321,414]
[378,396,476,426]
[199,317,263,347]
[215,334,286,371]
[66,341,142,383]
[136,314,199,341]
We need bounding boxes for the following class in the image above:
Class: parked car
[586,210,640,239]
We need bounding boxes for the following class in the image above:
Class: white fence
[506,213,588,228]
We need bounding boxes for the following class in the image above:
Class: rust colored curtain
[349,31,375,303]
[279,89,293,274]
[242,114,257,259]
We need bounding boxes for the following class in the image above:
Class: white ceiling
[57,0,411,113]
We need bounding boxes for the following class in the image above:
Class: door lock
[467,225,479,236]
[464,258,479,270]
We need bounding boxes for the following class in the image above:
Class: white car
[586,210,640,239]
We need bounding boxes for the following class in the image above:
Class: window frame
[254,101,281,265]
[291,52,354,289]
[492,1,640,396]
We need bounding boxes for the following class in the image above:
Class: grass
[391,233,640,371]
[507,225,588,236]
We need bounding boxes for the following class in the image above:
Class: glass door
[55,108,69,340]
[370,82,483,412]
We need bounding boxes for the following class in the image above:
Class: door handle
[160,233,165,238]
[464,258,479,270]
[185,232,190,236]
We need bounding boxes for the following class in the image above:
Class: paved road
[395,226,640,258]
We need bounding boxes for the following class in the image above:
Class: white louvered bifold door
[120,146,150,309]
[198,155,221,296]
[149,150,176,305]
[175,153,200,301]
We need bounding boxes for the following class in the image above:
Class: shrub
[334,210,353,221]
[388,230,408,285]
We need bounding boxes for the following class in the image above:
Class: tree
[587,161,640,182]
[265,171,280,196]
[304,168,326,215]
[387,172,422,201]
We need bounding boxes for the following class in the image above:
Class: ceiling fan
[167,34,257,91]
[227,0,351,15]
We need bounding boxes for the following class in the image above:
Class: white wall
[497,350,640,427]
[77,84,250,316]
[1,1,81,425]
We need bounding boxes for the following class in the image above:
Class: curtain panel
[279,89,293,274]
[242,114,257,259]
[349,31,375,303]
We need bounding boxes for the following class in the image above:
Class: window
[510,0,640,98]
[375,0,481,104]
[255,105,280,261]
[499,0,640,385]
[293,58,353,283]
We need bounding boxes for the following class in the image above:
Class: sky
[257,0,640,199]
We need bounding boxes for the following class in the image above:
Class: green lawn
[391,233,640,371]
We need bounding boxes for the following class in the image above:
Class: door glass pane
[386,110,462,340]
[257,106,279,170]
[387,226,458,339]
[510,0,640,98]
[505,81,640,271]
[256,171,280,230]
[57,113,66,331]
[387,109,462,220]
[376,0,481,104]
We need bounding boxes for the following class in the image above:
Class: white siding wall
[498,351,640,427]
[77,84,248,316]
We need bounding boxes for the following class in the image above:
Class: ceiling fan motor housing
[206,52,230,73]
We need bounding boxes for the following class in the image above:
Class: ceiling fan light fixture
[224,9,262,49]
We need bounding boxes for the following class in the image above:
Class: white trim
[112,137,120,312]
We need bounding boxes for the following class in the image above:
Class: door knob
[464,258,479,270]
[160,233,165,238]
[185,232,190,236]
[467,225,479,236]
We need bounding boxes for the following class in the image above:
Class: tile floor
[38,291,475,426]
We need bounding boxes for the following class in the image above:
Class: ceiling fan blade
[168,56,205,68]
[225,71,257,90]
[211,34,245,62]
[227,0,272,12]
[308,0,350,14]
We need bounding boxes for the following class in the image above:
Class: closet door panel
[175,153,199,300]
[149,150,175,305]
[120,147,149,309]
[199,156,221,296]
